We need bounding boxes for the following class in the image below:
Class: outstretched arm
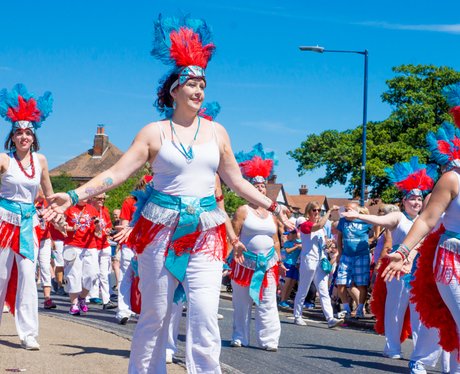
[341,210,401,231]
[45,124,159,219]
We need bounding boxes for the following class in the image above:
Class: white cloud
[357,21,460,34]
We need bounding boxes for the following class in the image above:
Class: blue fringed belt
[0,198,36,261]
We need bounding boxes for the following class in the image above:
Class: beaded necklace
[170,116,201,162]
[14,152,35,179]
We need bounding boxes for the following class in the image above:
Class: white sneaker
[294,317,307,326]
[216,313,224,320]
[383,352,401,359]
[21,335,40,350]
[327,317,344,328]
[265,346,278,352]
[337,310,351,319]
[409,360,427,374]
[166,350,173,364]
[2,305,9,313]
[230,339,242,347]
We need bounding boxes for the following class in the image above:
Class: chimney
[268,174,277,184]
[299,184,308,195]
[92,124,109,158]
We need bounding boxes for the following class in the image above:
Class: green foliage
[288,64,460,201]
[223,185,246,216]
[50,173,77,192]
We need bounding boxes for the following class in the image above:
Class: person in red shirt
[35,192,56,310]
[88,193,117,309]
[63,199,100,315]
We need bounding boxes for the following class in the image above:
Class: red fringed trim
[370,258,412,342]
[410,226,459,354]
[230,261,279,301]
[434,246,460,284]
[5,257,18,316]
[127,216,165,254]
[169,231,201,257]
[0,222,20,254]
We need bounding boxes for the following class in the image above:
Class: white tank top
[443,171,460,232]
[300,226,326,262]
[391,212,415,246]
[152,122,220,198]
[239,206,277,255]
[0,152,41,204]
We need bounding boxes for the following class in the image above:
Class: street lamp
[299,45,369,207]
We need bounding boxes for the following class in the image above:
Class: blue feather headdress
[426,122,460,169]
[385,156,437,197]
[443,83,460,127]
[164,101,221,120]
[0,83,53,133]
[235,143,278,184]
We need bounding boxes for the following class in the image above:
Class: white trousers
[294,257,334,321]
[0,248,38,340]
[231,274,281,348]
[128,227,223,374]
[384,278,443,365]
[116,245,135,320]
[64,246,98,294]
[89,247,112,304]
[437,279,460,373]
[410,303,442,367]
[38,239,52,288]
[53,240,64,267]
[167,300,185,356]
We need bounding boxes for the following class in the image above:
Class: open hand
[381,252,405,281]
[279,206,295,230]
[232,240,246,265]
[113,226,133,244]
[44,193,72,222]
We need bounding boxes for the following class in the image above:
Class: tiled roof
[49,142,124,180]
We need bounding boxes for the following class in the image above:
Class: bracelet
[395,244,410,259]
[267,201,278,213]
[215,194,224,202]
[394,250,405,261]
[230,237,239,247]
[66,190,79,206]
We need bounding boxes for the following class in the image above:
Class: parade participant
[0,83,54,350]
[343,157,442,372]
[62,199,100,315]
[49,216,67,296]
[384,84,460,373]
[293,202,344,328]
[115,175,152,324]
[44,14,292,373]
[229,144,282,351]
[88,193,117,309]
[35,189,56,309]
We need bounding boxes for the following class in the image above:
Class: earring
[173,101,177,110]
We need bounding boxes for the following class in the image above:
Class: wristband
[267,201,278,213]
[215,194,224,202]
[395,244,410,259]
[66,190,79,206]
[230,237,239,247]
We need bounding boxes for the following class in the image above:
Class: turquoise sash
[242,247,275,305]
[146,189,217,301]
[443,230,460,240]
[0,198,36,261]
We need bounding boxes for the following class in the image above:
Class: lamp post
[299,45,368,207]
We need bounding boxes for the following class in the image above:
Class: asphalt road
[40,291,445,374]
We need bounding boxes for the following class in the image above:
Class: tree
[288,64,460,201]
[222,185,246,216]
[50,173,77,192]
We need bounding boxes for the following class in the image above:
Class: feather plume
[198,101,220,121]
[427,122,460,166]
[151,14,215,69]
[239,156,273,179]
[6,96,41,122]
[450,106,460,127]
[386,156,437,195]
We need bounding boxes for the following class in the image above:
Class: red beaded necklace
[14,152,35,179]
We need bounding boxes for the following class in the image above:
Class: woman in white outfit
[293,201,344,328]
[0,83,54,350]
[230,149,281,350]
[45,14,292,374]
[343,157,442,373]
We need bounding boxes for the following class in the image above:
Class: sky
[1,0,460,197]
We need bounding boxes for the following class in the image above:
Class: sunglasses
[311,209,321,212]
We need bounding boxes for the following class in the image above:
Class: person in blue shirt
[336,203,372,319]
[278,229,302,308]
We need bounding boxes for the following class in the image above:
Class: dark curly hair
[4,130,40,152]
[154,73,179,115]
